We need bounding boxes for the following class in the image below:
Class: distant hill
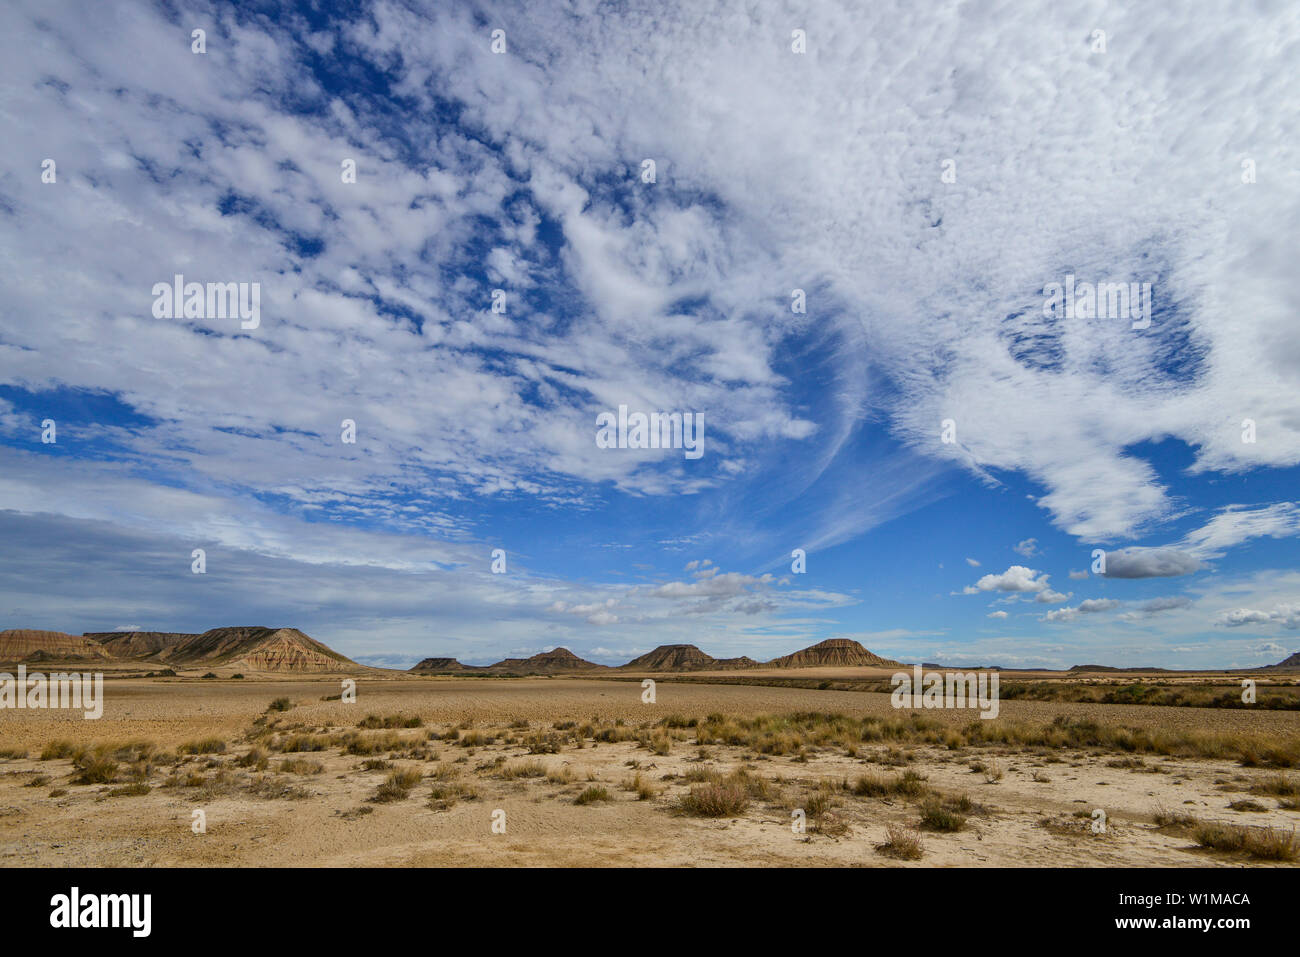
[619,644,758,672]
[410,657,483,674]
[1262,651,1300,671]
[766,638,902,669]
[0,629,110,661]
[154,627,356,672]
[84,631,195,658]
[411,647,606,675]
[497,647,606,673]
[411,639,907,673]
[1068,664,1171,673]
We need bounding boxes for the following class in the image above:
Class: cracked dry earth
[0,676,1297,867]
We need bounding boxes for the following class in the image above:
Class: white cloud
[1101,548,1204,579]
[1180,503,1300,558]
[1079,599,1121,613]
[1042,597,1118,622]
[964,565,1053,595]
[3,0,1297,558]
[1216,603,1300,630]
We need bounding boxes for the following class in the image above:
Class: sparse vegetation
[1251,774,1300,798]
[1228,799,1269,812]
[524,731,565,754]
[278,758,324,775]
[1195,822,1298,860]
[918,796,967,832]
[498,759,547,780]
[687,711,1300,768]
[358,713,423,729]
[14,696,1300,867]
[678,781,749,817]
[40,740,82,761]
[105,782,151,797]
[372,767,423,803]
[853,769,929,800]
[178,738,226,755]
[236,747,269,770]
[575,785,611,805]
[876,824,924,860]
[72,751,118,784]
[624,771,659,800]
[428,780,478,809]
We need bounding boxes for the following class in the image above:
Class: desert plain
[2,666,1299,867]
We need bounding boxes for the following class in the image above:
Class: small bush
[236,748,268,770]
[73,752,118,784]
[1251,774,1300,798]
[358,714,423,729]
[278,758,324,775]
[499,759,547,780]
[372,767,423,803]
[1195,822,1298,860]
[876,824,923,860]
[178,738,226,755]
[106,782,151,797]
[428,780,479,809]
[278,734,327,753]
[919,796,967,832]
[625,771,659,800]
[525,732,564,754]
[679,782,749,817]
[40,740,82,761]
[575,785,611,805]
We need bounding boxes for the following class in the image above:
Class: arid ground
[2,670,1299,867]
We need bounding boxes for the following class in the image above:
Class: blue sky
[1,0,1298,669]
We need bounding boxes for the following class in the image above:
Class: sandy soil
[0,676,1297,867]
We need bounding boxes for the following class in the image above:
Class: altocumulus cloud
[1,0,1299,668]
